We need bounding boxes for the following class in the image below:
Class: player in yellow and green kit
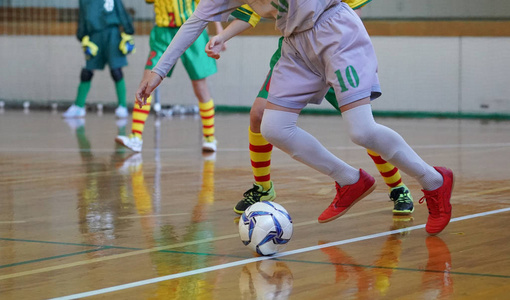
[203,0,415,216]
[115,0,259,152]
[63,0,135,119]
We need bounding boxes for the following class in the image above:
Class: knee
[80,69,93,82]
[260,121,278,145]
[348,126,374,148]
[110,68,123,82]
[249,106,264,128]
[260,114,290,147]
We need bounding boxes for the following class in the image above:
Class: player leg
[64,31,107,118]
[181,30,219,152]
[341,100,452,234]
[115,26,169,152]
[106,26,129,119]
[327,6,452,234]
[260,39,376,224]
[367,150,414,214]
[115,69,153,152]
[233,38,286,214]
[63,68,93,118]
[234,95,276,214]
[324,88,414,215]
[110,68,129,118]
[191,79,217,152]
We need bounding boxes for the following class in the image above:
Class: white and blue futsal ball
[238,201,293,256]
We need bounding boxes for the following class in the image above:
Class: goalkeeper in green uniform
[63,0,135,119]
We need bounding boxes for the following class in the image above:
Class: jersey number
[335,66,359,92]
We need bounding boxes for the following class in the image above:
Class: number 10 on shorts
[335,66,359,92]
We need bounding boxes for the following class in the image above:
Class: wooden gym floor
[0,110,509,299]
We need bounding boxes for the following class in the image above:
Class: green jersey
[77,0,134,40]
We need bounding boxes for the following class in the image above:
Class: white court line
[51,207,510,300]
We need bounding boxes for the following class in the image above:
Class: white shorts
[267,2,382,110]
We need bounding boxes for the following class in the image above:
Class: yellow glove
[119,32,136,55]
[145,0,155,3]
[81,35,98,59]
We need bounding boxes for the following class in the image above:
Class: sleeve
[230,4,261,27]
[343,0,373,10]
[76,0,87,40]
[152,14,210,78]
[193,0,243,23]
[115,0,135,34]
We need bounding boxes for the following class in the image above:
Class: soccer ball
[238,201,293,256]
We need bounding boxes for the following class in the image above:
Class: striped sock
[131,95,152,139]
[367,149,404,189]
[249,127,273,191]
[199,99,215,141]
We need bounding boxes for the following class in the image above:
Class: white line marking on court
[51,207,510,300]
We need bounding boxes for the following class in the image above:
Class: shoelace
[394,191,412,204]
[419,194,440,215]
[242,186,266,204]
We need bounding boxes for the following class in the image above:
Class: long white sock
[261,109,360,186]
[342,104,443,191]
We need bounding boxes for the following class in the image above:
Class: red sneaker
[419,167,454,235]
[318,169,376,223]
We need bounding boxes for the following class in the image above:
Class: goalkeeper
[63,0,135,119]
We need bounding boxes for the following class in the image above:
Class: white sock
[342,104,443,191]
[261,109,360,186]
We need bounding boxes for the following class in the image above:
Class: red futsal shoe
[419,167,454,235]
[318,169,376,223]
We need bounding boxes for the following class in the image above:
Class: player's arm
[344,0,372,10]
[136,0,241,104]
[136,14,211,105]
[114,0,136,55]
[206,5,260,59]
[76,0,98,58]
[205,19,251,59]
[115,0,135,35]
[76,0,87,41]
[344,0,372,16]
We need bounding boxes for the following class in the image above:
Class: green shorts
[86,26,127,70]
[257,37,340,111]
[145,26,217,80]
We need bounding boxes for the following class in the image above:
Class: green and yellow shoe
[234,181,276,214]
[390,185,414,215]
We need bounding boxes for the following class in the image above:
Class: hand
[135,71,163,107]
[81,36,98,59]
[119,32,136,55]
[205,35,226,59]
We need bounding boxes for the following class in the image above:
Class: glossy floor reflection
[0,110,509,299]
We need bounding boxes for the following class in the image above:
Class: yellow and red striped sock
[249,127,273,191]
[367,149,404,189]
[131,95,152,139]
[199,99,215,140]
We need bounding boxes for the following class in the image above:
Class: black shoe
[233,182,276,214]
[390,185,414,215]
